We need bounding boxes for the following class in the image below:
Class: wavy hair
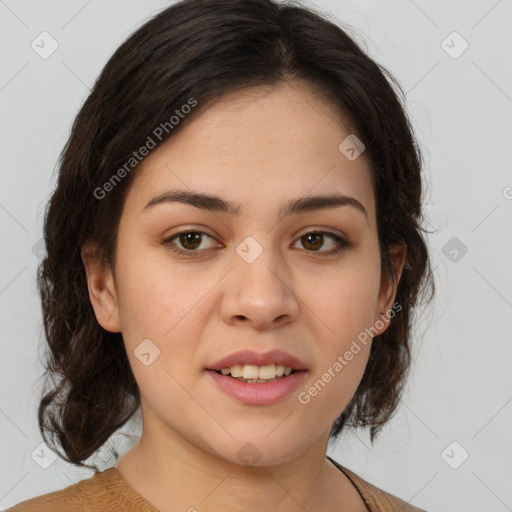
[36,0,435,470]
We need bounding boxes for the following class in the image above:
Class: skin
[82,80,406,512]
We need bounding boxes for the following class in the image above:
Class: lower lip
[205,369,308,405]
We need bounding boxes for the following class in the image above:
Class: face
[83,81,405,466]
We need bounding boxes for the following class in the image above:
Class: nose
[220,244,300,330]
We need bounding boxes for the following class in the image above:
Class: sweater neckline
[326,455,372,511]
[100,457,372,512]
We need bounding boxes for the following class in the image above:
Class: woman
[8,0,434,510]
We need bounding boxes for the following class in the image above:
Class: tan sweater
[7,456,427,511]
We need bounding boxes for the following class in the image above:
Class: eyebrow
[142,189,368,219]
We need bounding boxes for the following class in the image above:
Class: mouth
[207,364,302,384]
[207,349,307,374]
[205,349,308,404]
[204,366,308,405]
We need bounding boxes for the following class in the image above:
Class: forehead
[125,81,376,223]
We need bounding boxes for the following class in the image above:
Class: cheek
[113,248,216,398]
[297,323,372,427]
[301,255,381,342]
[293,255,379,418]
[114,243,211,338]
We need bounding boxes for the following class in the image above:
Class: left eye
[161,230,349,256]
[292,231,347,253]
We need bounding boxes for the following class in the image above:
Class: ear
[373,242,407,336]
[81,242,121,333]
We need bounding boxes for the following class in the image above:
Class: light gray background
[1,1,511,511]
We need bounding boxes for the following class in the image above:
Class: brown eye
[178,232,202,250]
[293,230,349,255]
[301,232,324,251]
[161,230,218,256]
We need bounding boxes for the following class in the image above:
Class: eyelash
[160,229,350,258]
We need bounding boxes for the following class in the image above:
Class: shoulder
[327,456,428,512]
[5,467,155,512]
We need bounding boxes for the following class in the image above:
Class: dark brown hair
[37,0,435,470]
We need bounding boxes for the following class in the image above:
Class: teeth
[258,364,276,380]
[242,365,260,380]
[218,363,295,380]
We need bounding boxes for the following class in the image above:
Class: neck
[115,422,353,511]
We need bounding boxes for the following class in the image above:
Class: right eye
[160,230,220,256]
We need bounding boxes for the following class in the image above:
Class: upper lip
[207,349,308,372]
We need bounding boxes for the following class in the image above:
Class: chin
[206,435,312,468]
